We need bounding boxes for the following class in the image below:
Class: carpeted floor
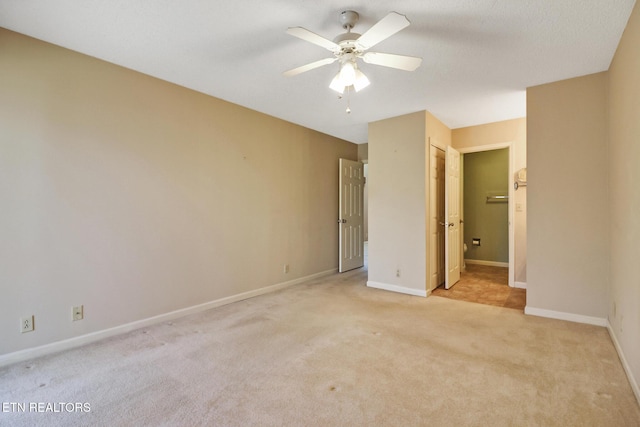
[432,264,526,310]
[1,267,638,426]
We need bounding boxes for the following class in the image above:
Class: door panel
[339,159,364,272]
[445,146,461,289]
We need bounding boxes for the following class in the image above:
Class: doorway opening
[463,148,509,269]
[428,141,524,310]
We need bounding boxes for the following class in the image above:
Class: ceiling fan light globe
[329,74,345,94]
[339,61,357,86]
[353,70,370,92]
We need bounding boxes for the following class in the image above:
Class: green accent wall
[463,149,509,263]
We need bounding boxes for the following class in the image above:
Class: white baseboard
[0,268,337,368]
[524,306,608,327]
[514,281,527,289]
[465,259,509,268]
[607,321,640,406]
[367,281,427,297]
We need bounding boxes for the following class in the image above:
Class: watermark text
[2,402,91,413]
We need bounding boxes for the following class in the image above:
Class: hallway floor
[431,264,526,311]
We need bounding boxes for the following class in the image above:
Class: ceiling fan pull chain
[346,87,352,114]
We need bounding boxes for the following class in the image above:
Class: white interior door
[339,159,364,272]
[445,146,461,289]
[429,145,446,292]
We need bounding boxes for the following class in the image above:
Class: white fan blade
[357,12,411,50]
[362,52,422,71]
[286,27,339,51]
[283,57,337,77]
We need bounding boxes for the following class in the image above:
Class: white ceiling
[0,0,635,143]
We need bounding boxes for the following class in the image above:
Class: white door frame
[457,142,515,288]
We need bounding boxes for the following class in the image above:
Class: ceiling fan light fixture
[330,60,370,93]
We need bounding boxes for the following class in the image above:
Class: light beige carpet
[1,268,639,426]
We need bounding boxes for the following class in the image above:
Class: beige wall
[426,112,452,148]
[453,118,526,151]
[368,112,429,294]
[0,29,356,356]
[526,1,640,394]
[608,0,640,398]
[526,72,609,318]
[357,144,368,162]
[452,118,527,283]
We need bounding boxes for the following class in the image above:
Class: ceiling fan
[284,10,422,95]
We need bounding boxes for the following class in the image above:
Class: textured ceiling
[0,0,635,143]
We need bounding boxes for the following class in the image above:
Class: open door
[445,146,461,289]
[339,159,364,272]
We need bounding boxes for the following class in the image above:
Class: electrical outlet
[72,305,84,321]
[284,264,290,274]
[21,316,34,333]
[396,269,401,277]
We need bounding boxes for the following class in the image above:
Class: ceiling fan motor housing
[333,32,362,50]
